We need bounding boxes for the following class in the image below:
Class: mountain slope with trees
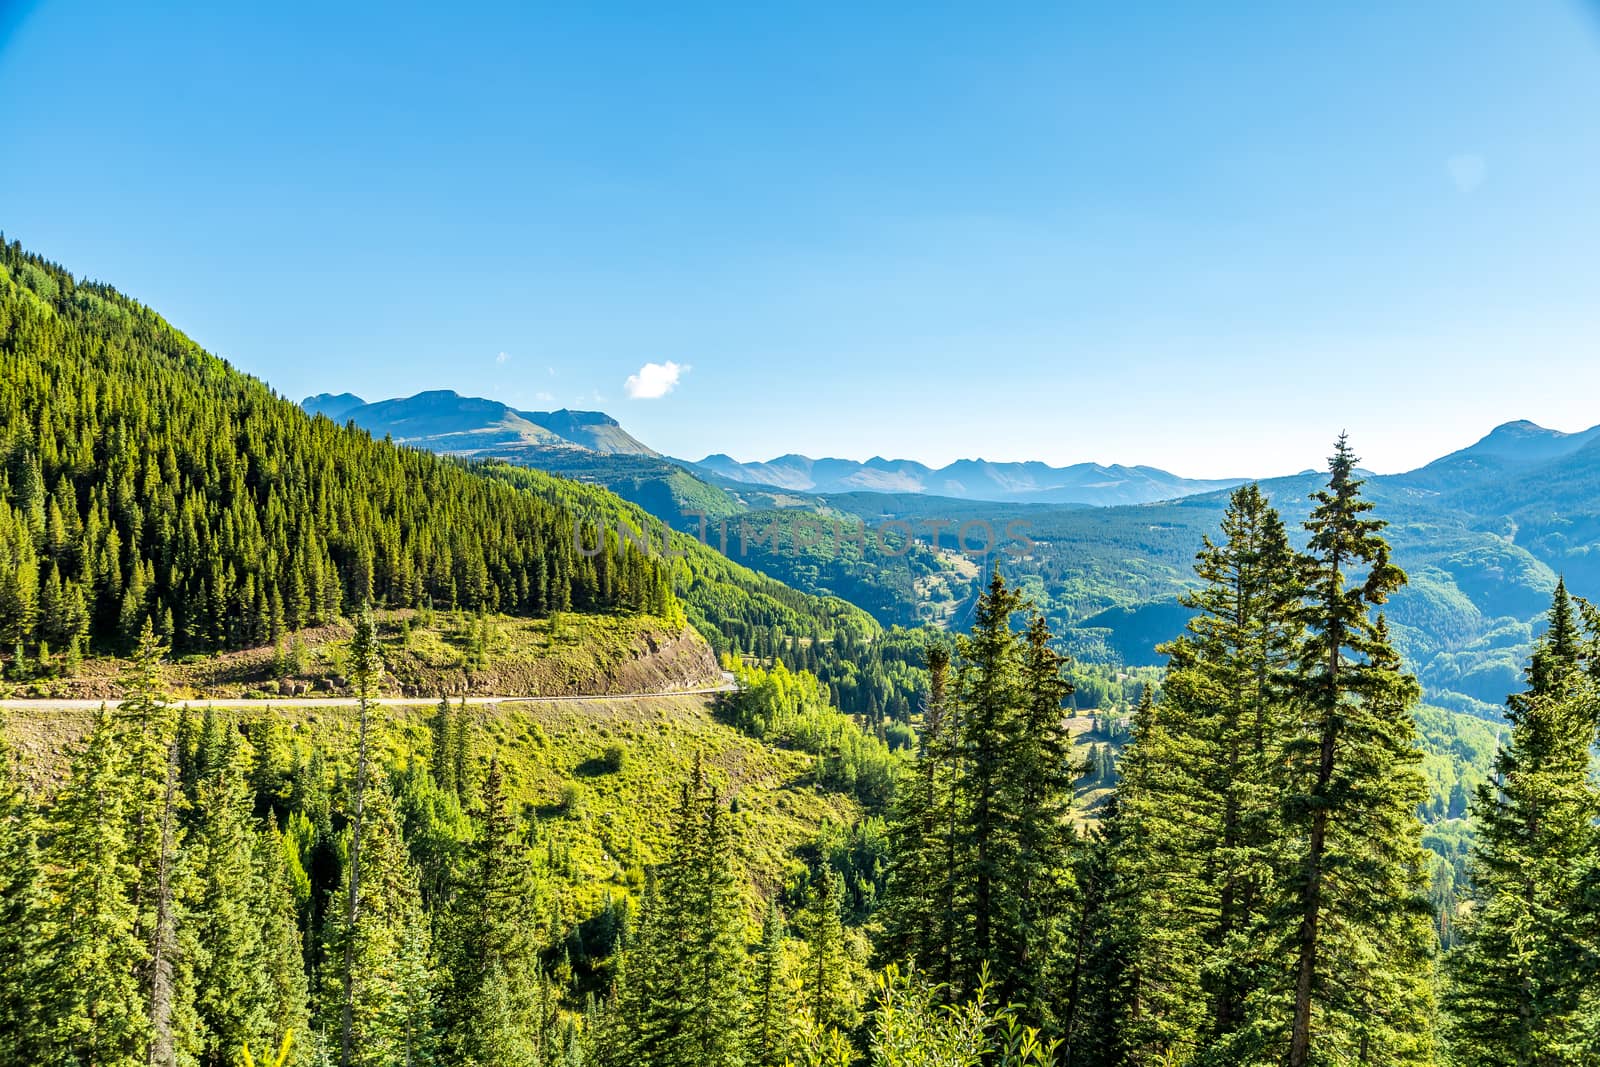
[0,241,678,681]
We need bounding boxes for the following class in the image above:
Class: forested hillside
[0,242,675,678]
[0,239,923,719]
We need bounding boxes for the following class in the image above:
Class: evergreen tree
[1260,436,1437,1066]
[1008,613,1077,1026]
[881,642,957,981]
[438,760,545,1067]
[1446,581,1600,1064]
[1100,483,1302,1062]
[319,777,435,1067]
[116,620,189,1067]
[611,762,749,1067]
[798,868,853,1035]
[187,725,271,1067]
[949,572,1026,1001]
[0,716,45,1062]
[748,902,790,1067]
[338,603,382,1067]
[1084,685,1208,1065]
[42,707,150,1065]
[253,826,316,1067]
[881,576,1084,1032]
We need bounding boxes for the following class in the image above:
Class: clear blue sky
[3,1,1598,477]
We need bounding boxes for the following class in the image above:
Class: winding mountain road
[0,673,738,712]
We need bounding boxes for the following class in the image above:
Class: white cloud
[496,351,511,364]
[535,391,555,403]
[624,360,689,399]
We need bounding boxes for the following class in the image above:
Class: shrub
[559,781,585,817]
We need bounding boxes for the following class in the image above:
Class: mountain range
[693,453,1244,505]
[307,386,1600,717]
[305,389,1245,507]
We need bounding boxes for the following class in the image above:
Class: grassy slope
[5,609,720,702]
[2,693,858,916]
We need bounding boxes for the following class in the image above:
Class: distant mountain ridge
[1397,419,1600,493]
[301,392,367,421]
[693,452,1244,506]
[302,389,659,457]
[308,388,1242,507]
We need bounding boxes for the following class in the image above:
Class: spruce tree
[881,642,956,981]
[187,725,272,1067]
[115,619,188,1066]
[798,867,853,1035]
[950,572,1026,1000]
[883,576,1083,1028]
[320,775,434,1067]
[43,707,150,1065]
[1106,483,1302,1061]
[1171,484,1301,1047]
[438,760,545,1067]
[1266,436,1437,1066]
[0,716,44,1062]
[612,762,749,1067]
[1445,581,1600,1063]
[688,776,750,1067]
[1087,685,1209,1065]
[338,603,383,1067]
[1008,613,1077,1025]
[748,901,790,1067]
[253,826,315,1067]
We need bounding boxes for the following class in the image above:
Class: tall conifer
[1446,581,1600,1063]
[1266,436,1437,1065]
[0,716,44,1062]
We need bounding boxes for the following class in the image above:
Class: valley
[318,386,1600,721]
[0,235,1589,1064]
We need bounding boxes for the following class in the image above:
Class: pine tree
[431,694,459,799]
[338,603,383,1067]
[688,777,750,1067]
[1104,483,1302,1061]
[1445,581,1600,1064]
[319,776,434,1067]
[612,762,749,1067]
[1087,685,1209,1065]
[438,760,545,1067]
[950,572,1026,1000]
[1264,436,1438,1066]
[187,724,272,1067]
[881,642,956,981]
[883,577,1084,1029]
[42,707,150,1065]
[115,620,189,1067]
[253,826,316,1067]
[1007,613,1077,1025]
[0,716,45,1062]
[1173,485,1301,1047]
[798,868,854,1035]
[748,901,790,1067]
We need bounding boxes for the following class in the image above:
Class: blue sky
[2,1,1598,477]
